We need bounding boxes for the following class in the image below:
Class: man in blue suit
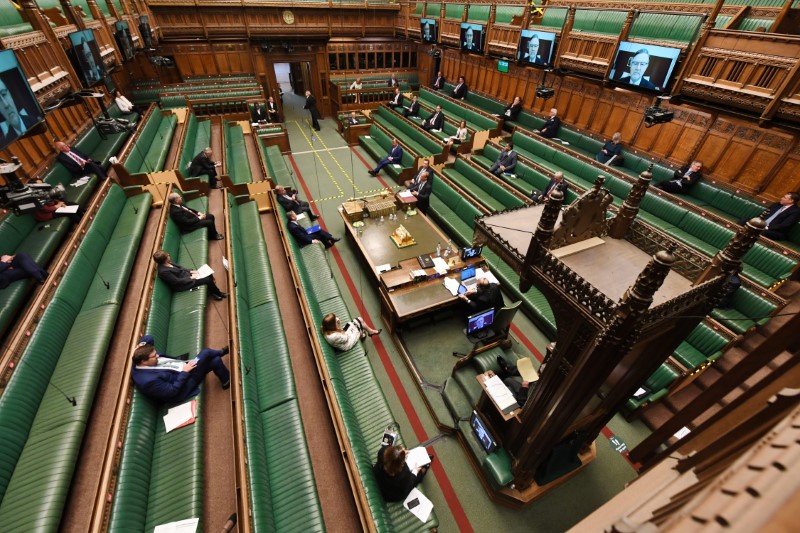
[369,138,403,177]
[131,335,230,404]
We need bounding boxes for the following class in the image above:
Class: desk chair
[493,301,522,344]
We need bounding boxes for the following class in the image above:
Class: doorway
[273,62,312,97]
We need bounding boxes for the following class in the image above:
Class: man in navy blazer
[537,108,561,139]
[452,76,468,100]
[531,171,568,204]
[489,143,517,176]
[131,335,230,404]
[287,211,338,248]
[369,138,403,176]
[740,192,800,241]
[54,141,107,178]
[421,105,444,131]
[411,170,432,215]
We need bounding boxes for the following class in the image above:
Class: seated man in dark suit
[275,184,318,220]
[656,160,703,194]
[266,96,280,123]
[405,159,431,190]
[452,76,468,100]
[537,108,560,139]
[432,71,445,91]
[531,171,568,204]
[54,141,106,179]
[458,278,504,321]
[388,88,404,110]
[496,356,536,405]
[131,335,230,404]
[287,211,339,248]
[153,250,227,300]
[739,192,800,241]
[189,147,222,189]
[347,111,360,125]
[403,95,421,118]
[488,143,517,176]
[369,138,403,177]
[0,252,48,289]
[250,103,268,124]
[410,169,432,215]
[595,132,624,165]
[168,192,224,240]
[421,105,444,131]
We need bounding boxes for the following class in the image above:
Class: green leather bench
[0,213,70,338]
[180,113,212,186]
[407,100,475,145]
[630,13,703,43]
[0,185,151,530]
[229,198,324,531]
[373,106,444,160]
[359,124,416,182]
[672,321,731,370]
[624,363,680,413]
[258,138,293,185]
[442,159,525,212]
[109,196,209,532]
[0,0,34,37]
[123,110,178,174]
[224,122,252,185]
[571,9,626,34]
[279,209,439,532]
[709,285,778,334]
[419,88,499,132]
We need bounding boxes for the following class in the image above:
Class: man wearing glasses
[622,49,657,90]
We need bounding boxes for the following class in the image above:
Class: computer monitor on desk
[466,308,495,343]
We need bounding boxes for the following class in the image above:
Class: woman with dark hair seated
[320,313,381,351]
[373,444,431,502]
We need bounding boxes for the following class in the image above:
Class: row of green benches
[384,102,476,151]
[446,81,800,251]
[372,106,447,163]
[224,121,253,185]
[162,89,262,109]
[0,103,138,338]
[179,112,212,181]
[332,73,419,92]
[108,195,209,532]
[359,124,417,183]
[228,196,325,531]
[258,138,293,184]
[122,108,177,175]
[473,136,796,289]
[132,81,259,103]
[272,180,439,530]
[419,87,500,133]
[0,184,151,531]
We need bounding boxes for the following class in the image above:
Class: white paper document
[195,264,214,278]
[403,488,433,523]
[431,257,448,272]
[295,212,307,220]
[55,204,79,214]
[484,375,518,411]
[163,401,196,433]
[443,277,460,296]
[392,164,402,169]
[475,268,499,285]
[376,263,392,273]
[405,446,432,474]
[397,191,414,199]
[222,256,229,271]
[153,518,199,533]
[71,176,91,187]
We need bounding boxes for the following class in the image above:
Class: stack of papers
[163,400,197,433]
[484,375,518,412]
[153,518,199,533]
[403,488,434,523]
[194,264,214,278]
[55,205,80,214]
[443,277,460,296]
[405,447,432,474]
[71,176,91,187]
[398,191,414,200]
[410,269,426,280]
[431,257,448,275]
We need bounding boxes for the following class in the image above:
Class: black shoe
[213,233,224,240]
[368,170,376,176]
[332,237,341,243]
[221,345,230,356]
[310,214,319,221]
[212,293,224,300]
[221,379,231,390]
[497,356,512,375]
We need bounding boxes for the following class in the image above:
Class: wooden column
[609,165,653,238]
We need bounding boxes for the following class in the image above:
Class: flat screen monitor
[114,21,134,62]
[608,41,682,93]
[0,49,45,151]
[460,23,484,53]
[420,18,437,43]
[467,307,495,335]
[139,15,153,49]
[461,246,483,260]
[470,410,497,453]
[518,29,557,67]
[68,29,105,88]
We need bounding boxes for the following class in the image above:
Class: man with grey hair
[189,147,221,189]
[168,192,223,240]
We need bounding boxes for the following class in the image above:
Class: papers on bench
[194,264,214,279]
[153,518,199,533]
[392,164,402,169]
[403,488,433,523]
[71,176,91,187]
[484,375,519,413]
[163,400,197,433]
[55,204,79,214]
[405,446,431,474]
[443,276,460,296]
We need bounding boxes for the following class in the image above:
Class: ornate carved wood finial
[623,248,677,309]
[520,190,564,292]
[696,215,764,285]
[609,164,653,238]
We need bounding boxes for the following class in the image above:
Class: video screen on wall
[420,18,438,43]
[68,29,106,88]
[0,49,45,151]
[460,23,484,53]
[139,15,153,49]
[608,41,682,93]
[114,21,135,62]
[518,29,557,67]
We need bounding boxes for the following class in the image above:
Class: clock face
[283,10,295,25]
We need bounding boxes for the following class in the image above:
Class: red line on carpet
[289,152,474,532]
[349,145,394,191]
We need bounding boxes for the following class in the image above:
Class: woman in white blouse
[443,120,468,145]
[321,313,381,351]
[349,78,363,104]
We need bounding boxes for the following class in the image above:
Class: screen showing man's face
[424,24,431,39]
[528,37,539,60]
[629,52,649,84]
[0,79,22,132]
[465,28,473,47]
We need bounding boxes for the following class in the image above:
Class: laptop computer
[460,265,479,290]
